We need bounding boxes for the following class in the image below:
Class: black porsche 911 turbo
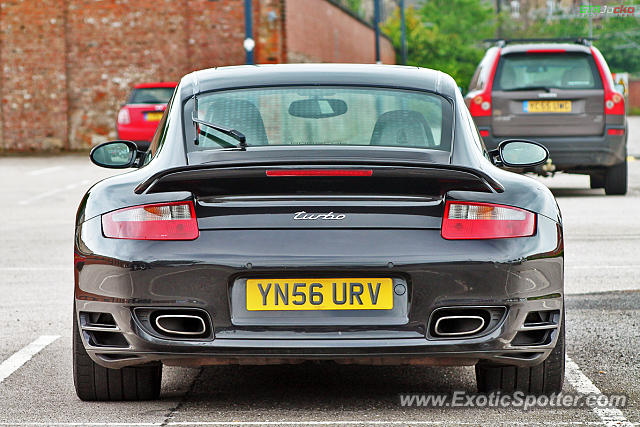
[74,64,564,401]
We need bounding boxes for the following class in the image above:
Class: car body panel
[76,64,564,370]
[76,212,562,368]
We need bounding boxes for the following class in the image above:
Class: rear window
[129,87,175,104]
[184,86,453,153]
[494,53,602,91]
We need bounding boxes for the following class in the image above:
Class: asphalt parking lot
[1,120,639,426]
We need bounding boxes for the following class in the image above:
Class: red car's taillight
[102,201,199,240]
[117,107,131,125]
[442,201,535,240]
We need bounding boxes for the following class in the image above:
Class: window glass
[129,87,175,104]
[494,53,602,91]
[186,86,452,152]
[144,92,174,165]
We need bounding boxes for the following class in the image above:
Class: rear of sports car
[74,70,564,401]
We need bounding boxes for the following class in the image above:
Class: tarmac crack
[160,367,203,427]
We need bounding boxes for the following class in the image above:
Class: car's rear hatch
[124,104,166,126]
[491,51,604,137]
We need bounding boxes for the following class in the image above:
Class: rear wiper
[502,86,554,92]
[192,114,247,150]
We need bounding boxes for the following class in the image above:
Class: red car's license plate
[145,112,163,121]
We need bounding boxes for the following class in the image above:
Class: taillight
[607,128,625,136]
[469,94,492,117]
[266,169,373,177]
[442,201,535,240]
[591,46,625,115]
[117,108,131,125]
[468,48,501,117]
[604,91,625,115]
[526,49,566,53]
[479,129,490,137]
[102,201,198,240]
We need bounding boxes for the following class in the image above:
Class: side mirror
[491,139,549,168]
[90,140,139,169]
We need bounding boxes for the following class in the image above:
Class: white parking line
[0,423,631,427]
[568,265,640,270]
[565,356,633,427]
[0,335,60,384]
[165,423,634,426]
[27,166,64,176]
[18,179,91,205]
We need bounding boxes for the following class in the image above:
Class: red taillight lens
[102,201,199,240]
[266,169,373,177]
[468,48,501,118]
[608,128,625,136]
[469,94,492,117]
[591,46,625,116]
[479,129,490,137]
[605,91,625,115]
[442,201,535,240]
[117,108,131,125]
[526,49,566,53]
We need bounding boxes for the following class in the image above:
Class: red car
[116,82,177,150]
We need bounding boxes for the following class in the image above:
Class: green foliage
[628,106,640,116]
[341,0,363,16]
[382,0,496,87]
[501,9,640,75]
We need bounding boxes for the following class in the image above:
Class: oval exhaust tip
[433,315,486,337]
[154,314,207,336]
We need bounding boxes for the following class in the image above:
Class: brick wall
[284,0,395,64]
[0,0,394,152]
[1,0,68,150]
[629,79,640,112]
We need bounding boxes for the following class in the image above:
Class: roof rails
[484,37,596,47]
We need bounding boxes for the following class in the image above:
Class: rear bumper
[77,299,563,369]
[480,127,627,170]
[75,215,564,369]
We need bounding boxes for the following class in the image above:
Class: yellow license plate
[145,112,164,121]
[524,100,572,113]
[246,278,394,311]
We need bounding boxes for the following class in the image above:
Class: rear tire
[590,174,605,189]
[476,314,565,395]
[604,160,627,195]
[73,309,162,401]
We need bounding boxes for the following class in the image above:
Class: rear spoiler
[135,162,504,196]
